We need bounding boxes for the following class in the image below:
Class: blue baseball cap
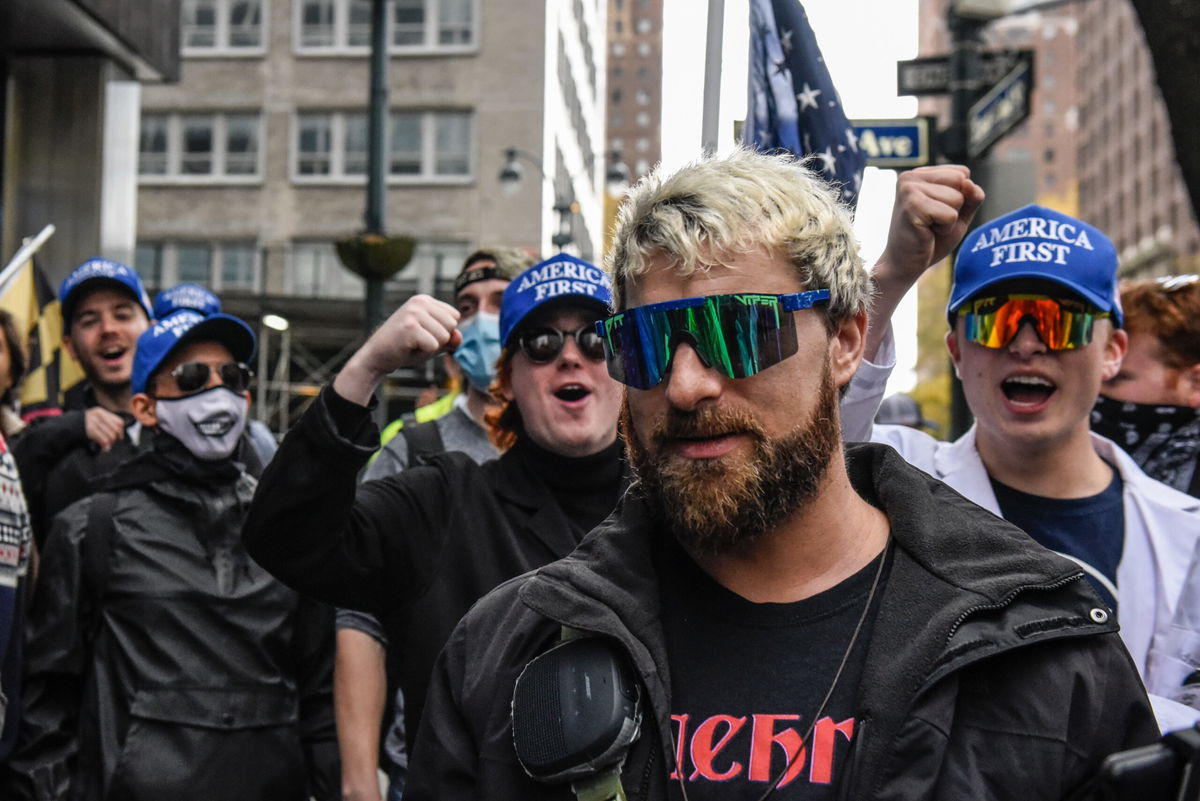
[499,253,613,346]
[132,310,256,394]
[948,204,1122,326]
[59,258,153,331]
[153,283,222,318]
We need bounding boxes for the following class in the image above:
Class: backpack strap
[400,419,446,466]
[80,491,119,643]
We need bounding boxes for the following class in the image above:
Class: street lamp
[498,147,579,250]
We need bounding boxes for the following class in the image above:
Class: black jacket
[1,436,338,801]
[11,383,139,548]
[407,443,1160,800]
[242,386,622,743]
[12,384,269,549]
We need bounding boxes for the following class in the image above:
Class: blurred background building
[606,0,663,182]
[907,0,1200,435]
[1,0,179,275]
[131,0,607,425]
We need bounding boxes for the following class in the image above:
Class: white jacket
[844,332,1200,729]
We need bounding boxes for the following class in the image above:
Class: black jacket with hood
[0,434,338,801]
[241,386,624,744]
[406,443,1160,801]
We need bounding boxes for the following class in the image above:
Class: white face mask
[154,385,249,461]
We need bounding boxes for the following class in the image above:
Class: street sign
[968,58,1033,158]
[897,49,1033,96]
[851,117,937,169]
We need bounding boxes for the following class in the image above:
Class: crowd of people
[0,149,1195,800]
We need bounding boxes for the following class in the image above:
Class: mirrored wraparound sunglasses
[960,294,1110,351]
[595,290,832,390]
[168,361,253,395]
[514,325,607,364]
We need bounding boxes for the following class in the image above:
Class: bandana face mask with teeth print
[155,385,249,461]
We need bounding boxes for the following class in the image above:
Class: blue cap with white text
[132,310,256,394]
[153,283,222,318]
[59,258,153,330]
[499,253,613,345]
[948,204,1122,326]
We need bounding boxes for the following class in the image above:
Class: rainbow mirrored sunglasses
[594,290,831,390]
[960,294,1110,351]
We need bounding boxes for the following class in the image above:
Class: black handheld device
[511,636,642,789]
[1068,724,1200,801]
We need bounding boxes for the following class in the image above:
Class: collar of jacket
[519,441,1115,795]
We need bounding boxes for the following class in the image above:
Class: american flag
[743,0,866,212]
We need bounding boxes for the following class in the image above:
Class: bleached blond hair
[607,148,871,323]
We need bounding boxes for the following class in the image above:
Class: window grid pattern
[294,110,472,182]
[134,242,261,293]
[139,113,263,181]
[297,0,475,52]
[183,0,264,52]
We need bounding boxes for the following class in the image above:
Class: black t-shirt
[656,534,889,799]
[991,468,1125,611]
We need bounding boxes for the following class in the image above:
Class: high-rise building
[605,0,662,182]
[1076,0,1200,276]
[135,0,606,421]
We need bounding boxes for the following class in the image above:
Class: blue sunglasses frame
[595,289,831,389]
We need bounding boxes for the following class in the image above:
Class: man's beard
[624,361,842,557]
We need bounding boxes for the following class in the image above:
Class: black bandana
[1092,394,1200,497]
[454,266,505,294]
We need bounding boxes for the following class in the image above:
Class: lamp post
[499,147,579,251]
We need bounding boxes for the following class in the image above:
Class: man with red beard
[403,149,1158,800]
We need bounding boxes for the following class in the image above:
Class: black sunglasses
[514,326,606,364]
[167,361,253,395]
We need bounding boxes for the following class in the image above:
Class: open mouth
[1001,375,1056,406]
[195,412,236,437]
[554,384,591,402]
[100,346,127,364]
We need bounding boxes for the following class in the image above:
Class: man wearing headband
[366,248,532,475]
[844,204,1200,729]
[243,253,626,755]
[402,150,1157,799]
[4,310,338,800]
[338,247,531,801]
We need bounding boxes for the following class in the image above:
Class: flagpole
[0,224,56,291]
[701,0,725,154]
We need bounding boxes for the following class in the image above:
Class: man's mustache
[648,406,766,446]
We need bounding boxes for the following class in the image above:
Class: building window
[183,0,265,52]
[297,0,475,52]
[134,242,261,293]
[290,241,363,298]
[294,110,473,181]
[139,116,169,175]
[139,113,263,181]
[386,240,472,294]
[135,244,164,287]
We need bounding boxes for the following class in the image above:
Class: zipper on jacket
[944,571,1086,643]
